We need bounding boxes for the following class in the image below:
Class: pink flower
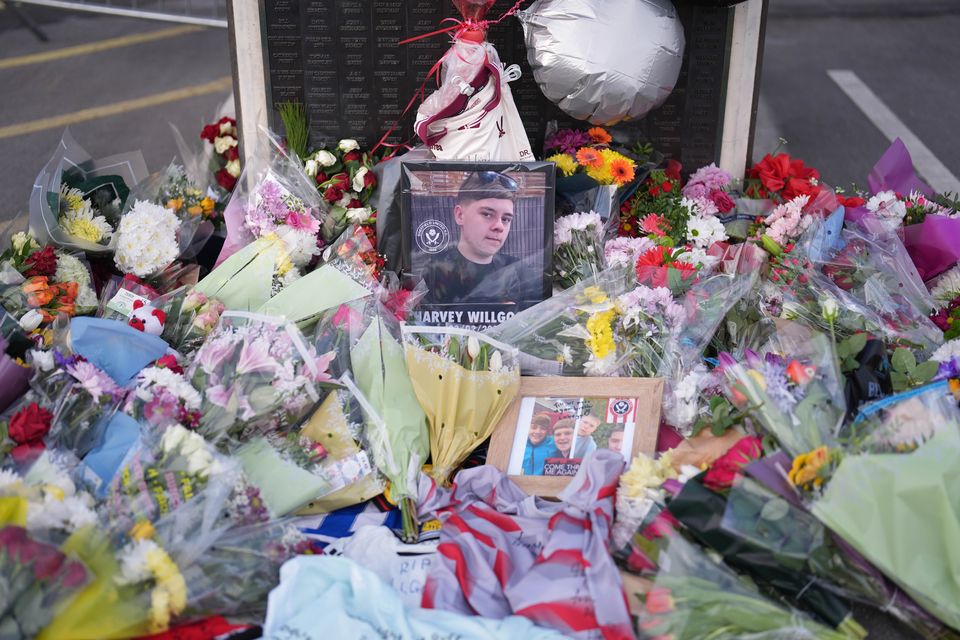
[206,383,234,408]
[67,361,122,402]
[285,211,320,236]
[236,338,277,375]
[310,351,336,383]
[195,337,236,375]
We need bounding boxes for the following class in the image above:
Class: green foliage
[693,395,749,437]
[276,102,310,160]
[836,333,868,373]
[889,347,939,392]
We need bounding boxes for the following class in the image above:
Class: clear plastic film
[215,128,326,270]
[29,129,148,254]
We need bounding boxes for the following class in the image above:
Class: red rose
[314,171,329,185]
[11,441,45,464]
[200,124,218,142]
[9,402,53,445]
[23,246,58,278]
[664,159,682,182]
[363,171,377,190]
[323,186,344,204]
[342,150,362,163]
[748,153,821,201]
[711,190,736,213]
[703,435,763,492]
[155,354,184,375]
[215,169,237,192]
[346,198,362,209]
[661,181,673,192]
[331,172,350,189]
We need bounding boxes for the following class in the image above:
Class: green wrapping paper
[812,426,960,631]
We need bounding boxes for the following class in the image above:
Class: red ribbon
[371,0,527,155]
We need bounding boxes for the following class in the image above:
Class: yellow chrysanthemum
[61,216,105,243]
[63,190,86,212]
[586,308,617,359]
[547,153,578,177]
[130,520,156,541]
[145,547,188,632]
[788,446,831,488]
[581,286,608,305]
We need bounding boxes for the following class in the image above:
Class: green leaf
[891,348,916,374]
[890,371,909,392]
[710,421,728,437]
[912,360,940,383]
[760,234,783,256]
[843,333,867,357]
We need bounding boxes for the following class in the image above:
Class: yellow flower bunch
[788,446,832,489]
[547,152,578,177]
[145,546,187,632]
[620,451,678,498]
[584,149,637,187]
[586,308,617,360]
[580,286,609,305]
[61,216,106,243]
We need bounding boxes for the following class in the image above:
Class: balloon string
[372,0,527,154]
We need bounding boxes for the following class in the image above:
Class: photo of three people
[516,398,633,477]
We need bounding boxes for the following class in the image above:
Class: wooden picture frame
[488,377,664,497]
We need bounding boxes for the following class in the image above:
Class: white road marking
[828,69,960,194]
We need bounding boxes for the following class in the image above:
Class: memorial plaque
[249,0,765,173]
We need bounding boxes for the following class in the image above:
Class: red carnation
[748,153,821,201]
[703,435,763,492]
[342,150,362,163]
[9,402,53,445]
[23,246,58,278]
[226,146,240,162]
[11,441,45,465]
[711,190,736,213]
[837,194,866,209]
[215,169,237,192]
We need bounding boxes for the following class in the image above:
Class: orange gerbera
[609,156,636,185]
[575,147,603,169]
[587,126,612,145]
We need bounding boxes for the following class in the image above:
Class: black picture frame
[399,160,554,330]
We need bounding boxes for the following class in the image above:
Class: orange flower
[165,198,183,211]
[609,156,636,185]
[21,276,50,294]
[187,205,203,216]
[587,127,612,145]
[200,197,215,215]
[575,147,603,169]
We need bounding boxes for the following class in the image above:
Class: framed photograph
[488,377,664,497]
[400,161,554,331]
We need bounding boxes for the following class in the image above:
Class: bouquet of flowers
[216,131,325,274]
[744,153,823,203]
[158,289,226,355]
[302,139,380,245]
[44,353,125,459]
[29,130,147,253]
[545,126,647,222]
[930,265,960,341]
[123,358,202,429]
[719,322,846,457]
[402,325,519,485]
[552,210,605,289]
[234,380,386,517]
[187,312,334,443]
[618,161,688,241]
[200,115,241,195]
[112,200,181,279]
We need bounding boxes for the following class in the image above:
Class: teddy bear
[128,299,166,336]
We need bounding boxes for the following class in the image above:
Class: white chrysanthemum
[114,200,181,277]
[866,191,907,221]
[55,252,91,286]
[931,265,960,307]
[554,211,603,245]
[685,214,727,249]
[137,366,202,408]
[0,469,21,490]
[931,339,960,363]
[59,185,114,243]
[116,539,161,586]
[279,227,321,267]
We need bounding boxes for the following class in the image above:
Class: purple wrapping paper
[868,138,934,198]
[904,215,960,281]
[0,338,30,413]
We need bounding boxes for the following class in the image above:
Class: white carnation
[866,191,907,221]
[214,135,238,155]
[226,158,241,178]
[930,265,960,307]
[279,227,321,266]
[114,200,181,277]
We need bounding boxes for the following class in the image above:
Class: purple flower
[682,163,732,199]
[935,357,960,381]
[66,361,123,402]
[545,129,592,154]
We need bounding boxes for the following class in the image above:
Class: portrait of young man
[572,413,601,459]
[521,413,555,476]
[401,162,554,329]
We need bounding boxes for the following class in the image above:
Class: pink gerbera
[640,214,669,237]
[285,211,320,235]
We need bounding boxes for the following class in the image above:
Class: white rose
[338,139,359,153]
[352,167,368,192]
[337,192,355,209]
[18,309,43,332]
[225,158,241,178]
[214,136,238,155]
[821,297,839,322]
[316,150,337,167]
[345,207,371,224]
[304,158,319,177]
[161,426,187,454]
